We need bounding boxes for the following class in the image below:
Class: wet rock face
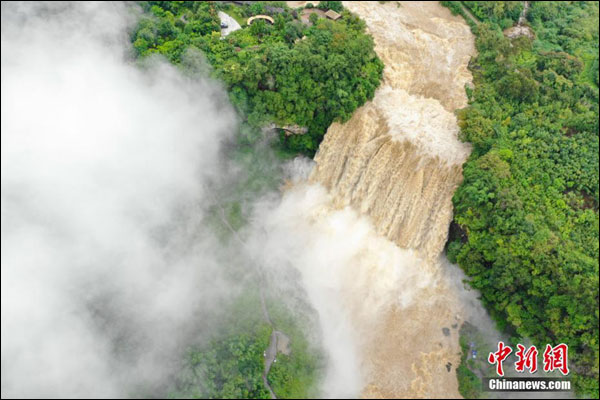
[308,1,476,398]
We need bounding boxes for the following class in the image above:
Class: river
[255,1,482,397]
[308,1,476,397]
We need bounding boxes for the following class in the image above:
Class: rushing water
[267,1,479,397]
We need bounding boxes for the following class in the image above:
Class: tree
[443,2,599,396]
[319,1,343,13]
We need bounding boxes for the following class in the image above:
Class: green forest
[166,289,322,398]
[443,1,599,397]
[132,0,382,156]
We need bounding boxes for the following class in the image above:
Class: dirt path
[259,291,292,400]
[211,194,287,399]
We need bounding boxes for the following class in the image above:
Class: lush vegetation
[444,1,599,397]
[317,1,343,14]
[132,1,383,156]
[167,290,321,399]
[264,299,323,398]
[456,322,486,399]
[441,1,523,30]
[463,1,523,28]
[168,294,272,398]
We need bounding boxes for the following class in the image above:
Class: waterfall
[311,1,473,261]
[306,2,476,397]
[310,87,470,260]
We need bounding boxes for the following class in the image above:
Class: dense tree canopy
[464,1,523,28]
[132,1,383,155]
[444,1,599,396]
[167,292,321,399]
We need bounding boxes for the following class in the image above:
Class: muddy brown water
[308,1,477,397]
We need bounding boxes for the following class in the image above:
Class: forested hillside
[443,1,599,396]
[129,2,382,397]
[132,1,383,155]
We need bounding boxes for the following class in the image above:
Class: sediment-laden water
[277,1,477,397]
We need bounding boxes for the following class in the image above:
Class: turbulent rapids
[311,1,474,260]
[281,1,477,397]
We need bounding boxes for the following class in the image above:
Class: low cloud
[1,2,238,397]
